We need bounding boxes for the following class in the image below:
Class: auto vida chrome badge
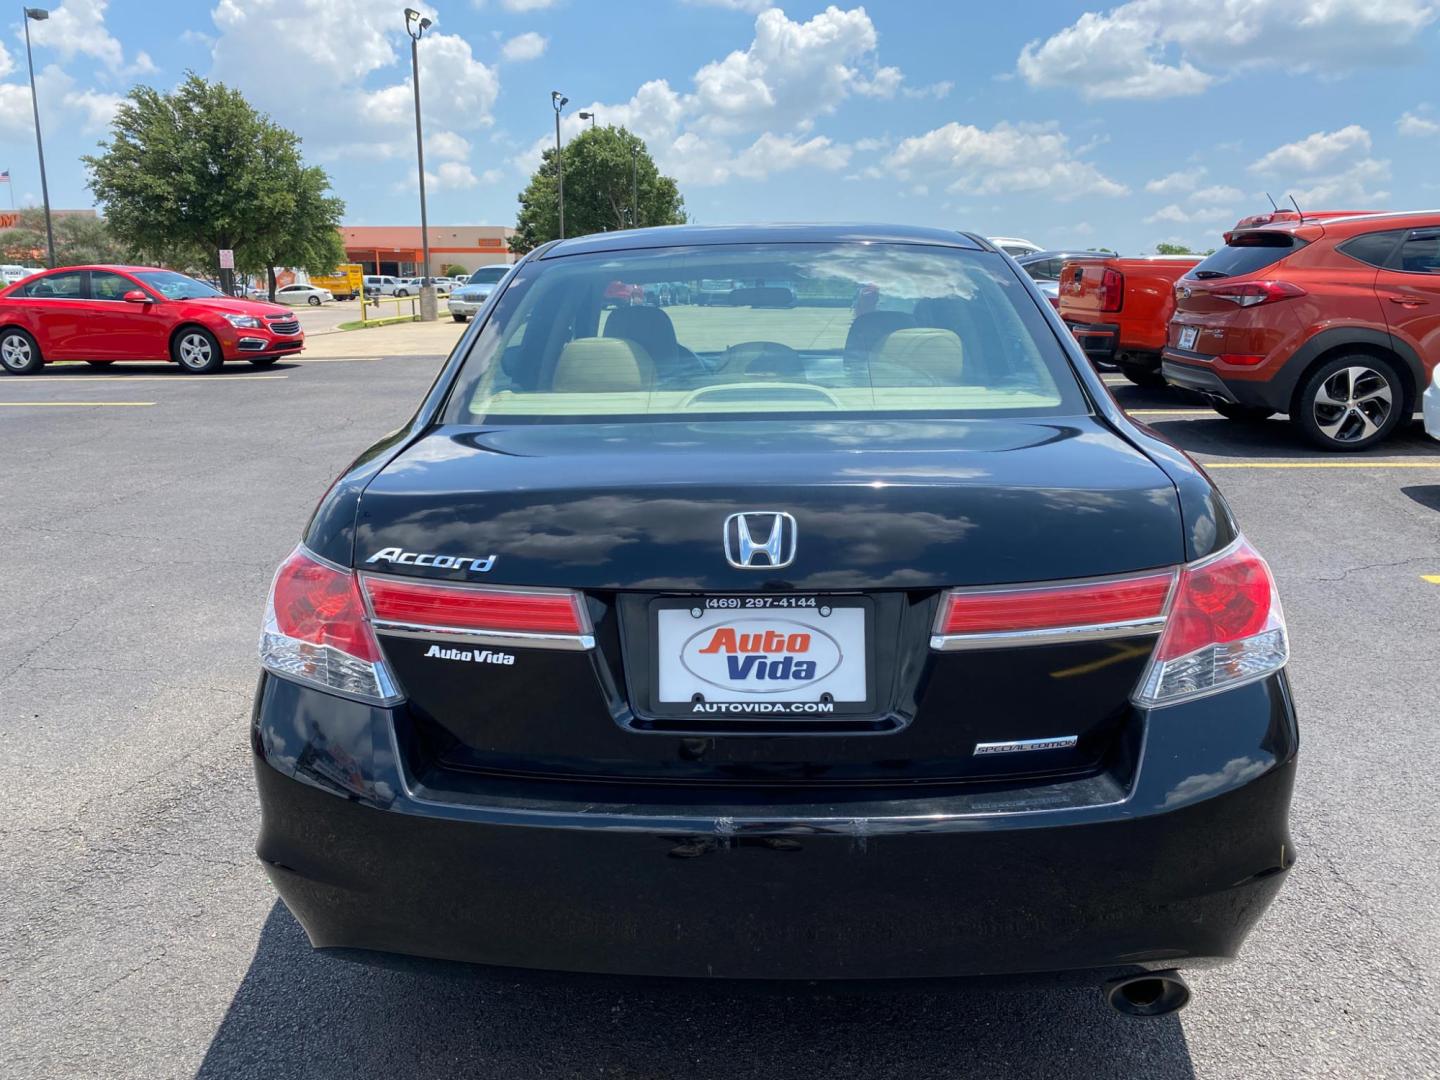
[723,512,797,569]
[365,547,496,572]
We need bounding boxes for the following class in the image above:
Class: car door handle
[1387,296,1429,307]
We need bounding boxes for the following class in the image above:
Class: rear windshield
[443,243,1084,424]
[1189,232,1305,280]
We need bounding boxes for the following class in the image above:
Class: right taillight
[1099,268,1124,313]
[1133,537,1288,707]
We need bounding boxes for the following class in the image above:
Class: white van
[1,265,38,286]
[363,275,401,297]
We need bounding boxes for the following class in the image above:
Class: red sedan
[0,265,305,375]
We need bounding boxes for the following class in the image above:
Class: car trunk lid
[356,418,1183,786]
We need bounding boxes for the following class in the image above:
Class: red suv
[0,265,305,375]
[1162,211,1440,450]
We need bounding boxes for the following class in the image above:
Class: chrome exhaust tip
[1103,970,1191,1017]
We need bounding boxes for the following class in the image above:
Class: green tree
[442,262,468,277]
[84,73,344,296]
[510,126,685,254]
[1154,242,1194,255]
[0,209,135,265]
[246,161,346,299]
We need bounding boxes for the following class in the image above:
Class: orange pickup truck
[1059,255,1201,386]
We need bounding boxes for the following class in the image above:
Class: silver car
[447,265,512,323]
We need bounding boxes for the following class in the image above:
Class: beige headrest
[874,327,965,383]
[552,337,654,392]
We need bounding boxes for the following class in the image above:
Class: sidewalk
[299,317,467,358]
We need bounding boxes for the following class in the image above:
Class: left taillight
[258,545,402,705]
[1212,280,1306,307]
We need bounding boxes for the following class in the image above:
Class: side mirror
[122,290,150,303]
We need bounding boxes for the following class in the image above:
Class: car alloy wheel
[174,329,223,374]
[308,295,322,306]
[1312,365,1395,445]
[1,330,41,374]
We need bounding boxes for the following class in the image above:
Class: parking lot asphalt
[2,357,1438,1080]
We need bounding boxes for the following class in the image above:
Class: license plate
[1178,325,1198,350]
[653,596,869,715]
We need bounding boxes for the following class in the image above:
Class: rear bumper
[253,671,1298,981]
[1062,320,1119,366]
[1162,351,1286,410]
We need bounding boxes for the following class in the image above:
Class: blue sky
[3,0,1439,254]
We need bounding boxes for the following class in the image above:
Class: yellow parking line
[0,401,155,407]
[1422,575,1440,585]
[1202,460,1440,469]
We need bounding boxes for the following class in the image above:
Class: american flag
[0,171,9,183]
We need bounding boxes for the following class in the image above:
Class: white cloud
[510,7,912,186]
[681,0,770,10]
[0,63,120,139]
[209,0,499,183]
[901,80,953,100]
[0,41,12,79]
[885,121,1128,199]
[854,65,903,99]
[501,32,548,62]
[25,0,126,70]
[731,132,850,179]
[1146,169,1203,194]
[1243,126,1388,208]
[1190,184,1244,204]
[431,162,480,189]
[427,131,472,161]
[1018,5,1212,101]
[62,87,123,133]
[1290,159,1390,206]
[1250,125,1371,173]
[1398,110,1440,138]
[691,6,906,134]
[1019,0,1440,101]
[500,0,558,10]
[1143,202,1235,225]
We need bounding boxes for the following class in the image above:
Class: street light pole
[578,111,596,129]
[630,142,639,230]
[551,90,567,239]
[404,8,436,321]
[22,7,56,269]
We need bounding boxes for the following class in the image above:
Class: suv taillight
[1213,281,1306,307]
[1099,268,1124,313]
[259,546,402,705]
[1133,538,1288,706]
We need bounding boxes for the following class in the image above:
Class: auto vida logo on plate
[723,512,797,569]
[680,619,841,691]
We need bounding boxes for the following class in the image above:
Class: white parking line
[15,374,288,383]
[0,401,156,407]
[1127,409,1217,417]
[1203,460,1440,469]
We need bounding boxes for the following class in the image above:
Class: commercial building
[341,225,515,277]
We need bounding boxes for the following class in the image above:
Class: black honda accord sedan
[253,224,1296,1009]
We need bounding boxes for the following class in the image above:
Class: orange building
[341,224,515,277]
